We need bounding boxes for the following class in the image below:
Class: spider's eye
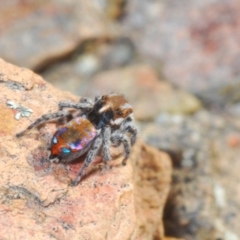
[116,109,123,116]
[61,148,71,154]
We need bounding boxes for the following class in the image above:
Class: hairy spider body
[16,94,137,186]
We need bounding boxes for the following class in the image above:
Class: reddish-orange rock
[133,144,172,239]
[163,238,184,240]
[0,59,172,240]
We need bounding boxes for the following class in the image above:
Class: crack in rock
[5,80,26,91]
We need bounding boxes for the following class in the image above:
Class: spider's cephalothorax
[16,94,137,186]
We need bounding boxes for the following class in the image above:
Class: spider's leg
[16,111,71,138]
[79,97,94,105]
[58,97,93,112]
[110,130,121,147]
[71,136,102,186]
[102,125,111,162]
[121,118,138,146]
[111,132,131,166]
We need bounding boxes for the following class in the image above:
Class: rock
[142,110,240,239]
[42,60,87,96]
[105,0,127,20]
[0,0,118,70]
[82,65,202,121]
[0,59,172,239]
[133,143,172,239]
[211,127,240,240]
[163,238,184,240]
[122,0,240,105]
[142,112,216,239]
[43,37,136,96]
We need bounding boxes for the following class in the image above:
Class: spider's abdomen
[50,117,97,159]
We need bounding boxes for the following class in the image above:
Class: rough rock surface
[0,0,118,70]
[0,59,172,240]
[42,38,136,96]
[133,143,172,239]
[122,0,240,105]
[142,111,240,239]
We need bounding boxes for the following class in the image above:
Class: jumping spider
[17,94,137,186]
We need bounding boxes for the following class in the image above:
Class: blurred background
[1,0,240,239]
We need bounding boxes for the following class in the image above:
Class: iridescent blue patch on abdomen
[52,136,58,144]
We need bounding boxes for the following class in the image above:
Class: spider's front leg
[102,125,112,163]
[111,131,131,166]
[109,118,137,165]
[123,119,138,146]
[58,97,93,113]
[16,111,72,138]
[71,136,103,186]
